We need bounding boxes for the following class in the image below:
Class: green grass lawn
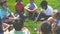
[7,0,60,34]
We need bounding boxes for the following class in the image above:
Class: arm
[39,27,42,34]
[24,4,32,12]
[51,23,57,34]
[24,7,32,12]
[10,12,15,18]
[22,27,30,34]
[2,23,10,32]
[34,12,42,22]
[32,3,38,11]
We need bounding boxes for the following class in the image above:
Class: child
[24,0,38,20]
[0,18,10,34]
[35,1,53,22]
[0,1,15,23]
[14,0,24,18]
[38,21,51,34]
[10,18,30,34]
[47,11,60,34]
[14,0,26,23]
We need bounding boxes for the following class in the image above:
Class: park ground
[7,0,60,34]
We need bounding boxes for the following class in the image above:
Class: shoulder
[48,5,53,10]
[47,17,54,22]
[47,17,53,21]
[22,27,30,34]
[25,3,30,7]
[33,3,36,5]
[14,2,17,6]
[21,2,24,5]
[22,27,29,31]
[26,3,30,6]
[6,8,9,10]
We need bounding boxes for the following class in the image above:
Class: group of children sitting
[0,0,60,34]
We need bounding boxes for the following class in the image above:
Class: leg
[28,12,32,20]
[32,12,38,21]
[45,15,51,20]
[37,13,46,21]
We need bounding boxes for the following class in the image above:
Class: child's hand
[28,10,32,12]
[34,17,38,22]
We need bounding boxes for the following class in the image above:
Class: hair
[43,0,46,1]
[40,1,48,7]
[13,19,24,31]
[53,11,60,19]
[41,21,51,34]
[30,0,34,1]
[16,0,22,2]
[0,0,7,6]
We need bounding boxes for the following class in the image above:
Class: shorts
[2,14,12,23]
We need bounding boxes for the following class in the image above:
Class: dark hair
[41,21,51,34]
[16,0,22,2]
[40,1,48,7]
[0,1,7,6]
[30,0,34,1]
[13,19,24,31]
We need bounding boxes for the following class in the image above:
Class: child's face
[30,0,34,4]
[42,6,47,9]
[2,4,7,9]
[17,0,22,4]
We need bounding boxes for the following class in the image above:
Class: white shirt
[41,6,53,16]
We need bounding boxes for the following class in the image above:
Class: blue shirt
[25,3,38,10]
[57,20,60,26]
[29,4,35,10]
[0,8,10,19]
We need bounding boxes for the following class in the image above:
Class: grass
[6,0,60,34]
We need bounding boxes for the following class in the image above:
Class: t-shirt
[0,8,10,19]
[10,29,24,34]
[25,3,37,10]
[15,2,24,13]
[41,5,53,16]
[57,20,60,26]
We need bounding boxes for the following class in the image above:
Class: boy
[47,11,60,34]
[14,0,26,23]
[35,1,53,22]
[15,0,24,18]
[10,19,30,34]
[0,2,15,23]
[39,21,51,34]
[0,17,10,34]
[24,0,38,20]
